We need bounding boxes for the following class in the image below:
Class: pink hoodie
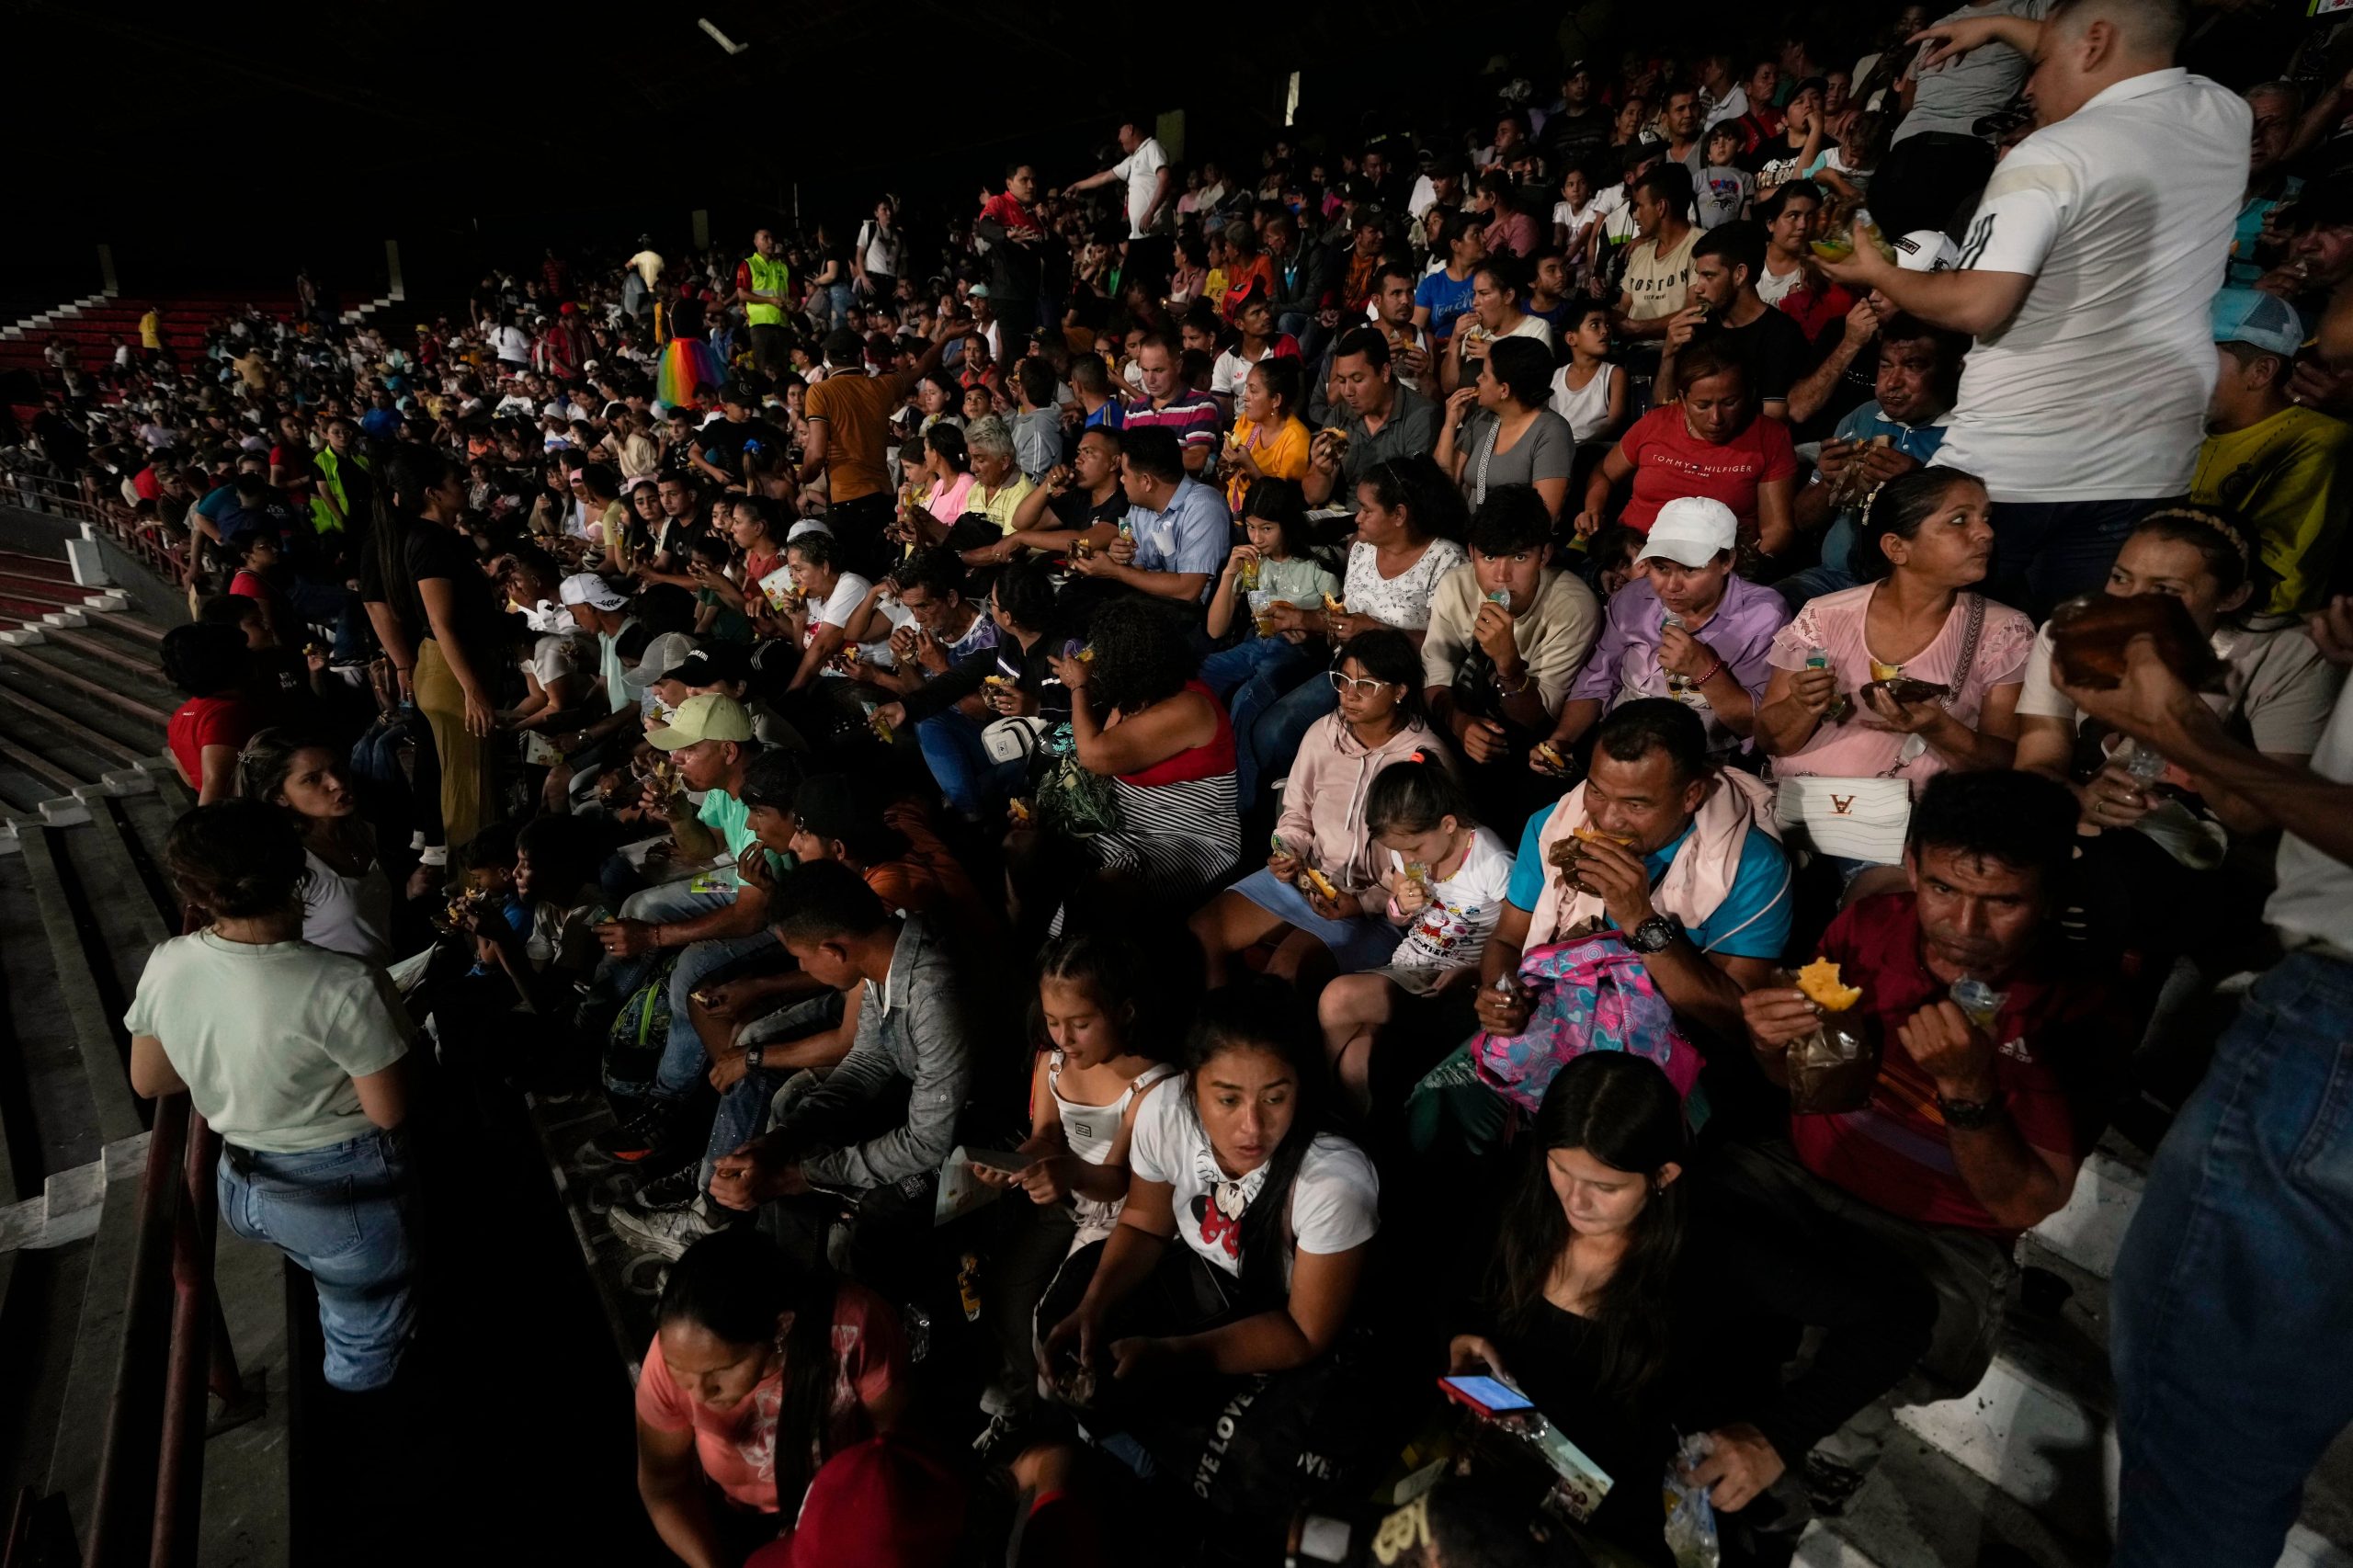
[1274,712,1445,891]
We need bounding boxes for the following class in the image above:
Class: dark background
[11,0,1676,312]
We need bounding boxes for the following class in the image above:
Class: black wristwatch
[744,1045,766,1072]
[1937,1092,2003,1131]
[1627,914,1680,954]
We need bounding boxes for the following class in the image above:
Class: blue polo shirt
[1128,476,1232,600]
[1504,802,1793,959]
[1814,402,1950,577]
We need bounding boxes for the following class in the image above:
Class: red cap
[749,1437,965,1568]
[559,301,577,316]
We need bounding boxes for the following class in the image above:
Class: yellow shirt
[1225,415,1311,513]
[139,311,162,350]
[974,475,1039,535]
[2191,404,2353,615]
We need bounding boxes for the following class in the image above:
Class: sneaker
[1802,1452,1870,1518]
[610,1195,722,1261]
[626,1161,706,1215]
[593,1101,681,1163]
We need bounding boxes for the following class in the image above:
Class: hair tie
[1857,478,1891,532]
[2141,505,2252,567]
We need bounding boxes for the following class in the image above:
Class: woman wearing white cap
[1540,494,1791,765]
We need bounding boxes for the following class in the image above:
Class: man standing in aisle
[1821,0,2247,613]
[734,229,791,381]
[1069,118,1175,283]
[2069,601,2353,1568]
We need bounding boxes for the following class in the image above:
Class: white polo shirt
[1933,68,2247,505]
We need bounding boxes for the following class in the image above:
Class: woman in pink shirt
[1754,468,2032,893]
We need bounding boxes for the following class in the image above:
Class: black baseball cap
[661,643,754,688]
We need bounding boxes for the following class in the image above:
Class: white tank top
[1550,361,1618,445]
[1048,1053,1177,1244]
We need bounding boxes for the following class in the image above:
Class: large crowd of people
[23,0,2353,1562]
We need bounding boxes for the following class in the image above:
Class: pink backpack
[1469,933,1705,1113]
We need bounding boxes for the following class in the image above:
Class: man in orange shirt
[799,327,964,574]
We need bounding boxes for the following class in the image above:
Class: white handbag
[981,715,1050,766]
[1773,775,1915,865]
[1772,592,1988,867]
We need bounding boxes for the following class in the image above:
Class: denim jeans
[604,880,779,1101]
[916,708,1028,820]
[2111,951,2353,1568]
[825,283,854,332]
[699,991,844,1184]
[218,1126,418,1392]
[1231,651,1335,804]
[1988,495,2178,619]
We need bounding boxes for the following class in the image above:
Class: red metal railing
[83,1096,246,1568]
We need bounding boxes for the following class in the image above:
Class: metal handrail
[81,1096,245,1568]
[0,466,185,588]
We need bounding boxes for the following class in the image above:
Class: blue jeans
[1233,662,1336,805]
[701,992,844,1183]
[916,708,1027,820]
[1989,495,2178,618]
[607,881,779,1101]
[825,283,854,332]
[2111,952,2353,1568]
[219,1126,417,1392]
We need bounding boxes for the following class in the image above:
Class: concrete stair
[1798,1127,2353,1568]
[0,578,290,1564]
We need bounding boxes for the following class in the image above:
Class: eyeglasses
[1328,671,1396,697]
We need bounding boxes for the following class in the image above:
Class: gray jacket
[790,916,974,1190]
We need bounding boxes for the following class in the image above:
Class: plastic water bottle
[1949,975,2004,1031]
[2116,738,2167,783]
[1661,613,1690,699]
[1808,645,1852,723]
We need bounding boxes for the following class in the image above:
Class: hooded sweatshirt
[1273,712,1445,889]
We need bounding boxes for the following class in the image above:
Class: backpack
[1469,933,1703,1114]
[601,954,678,1098]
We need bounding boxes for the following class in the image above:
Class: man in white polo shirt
[1821,0,2246,614]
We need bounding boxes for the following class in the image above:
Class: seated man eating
[1731,769,2131,1507]
[1408,698,1793,1162]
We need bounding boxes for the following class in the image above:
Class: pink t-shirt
[1766,584,2032,791]
[924,472,978,525]
[633,1282,904,1515]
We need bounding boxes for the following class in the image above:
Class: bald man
[1820,0,2247,613]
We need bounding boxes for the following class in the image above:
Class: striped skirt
[1086,772,1243,907]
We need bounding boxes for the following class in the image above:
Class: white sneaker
[609,1196,720,1261]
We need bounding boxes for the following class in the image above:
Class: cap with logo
[1893,230,1960,274]
[623,631,699,690]
[557,572,631,612]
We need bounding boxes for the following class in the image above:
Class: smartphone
[1438,1374,1534,1416]
[967,1148,1032,1175]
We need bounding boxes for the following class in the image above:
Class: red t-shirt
[166,694,262,789]
[1779,278,1857,346]
[633,1281,905,1515]
[1787,894,2129,1235]
[1615,403,1798,535]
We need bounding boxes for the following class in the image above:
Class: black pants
[826,489,896,580]
[748,323,790,382]
[1872,131,1997,239]
[1038,1239,1377,1553]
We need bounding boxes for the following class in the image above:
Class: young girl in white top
[970,932,1176,1445]
[1318,761,1517,1120]
[239,729,394,967]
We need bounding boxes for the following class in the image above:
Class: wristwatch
[1627,914,1681,954]
[1937,1092,2003,1131]
[744,1045,766,1072]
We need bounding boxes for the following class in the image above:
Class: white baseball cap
[558,572,631,612]
[623,631,699,689]
[1636,497,1738,568]
[1893,230,1960,274]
